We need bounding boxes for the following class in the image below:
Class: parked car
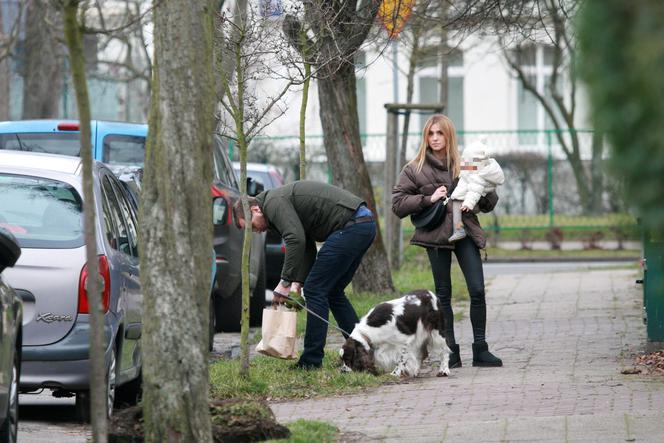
[0,228,23,442]
[232,162,286,286]
[0,120,267,332]
[0,150,142,421]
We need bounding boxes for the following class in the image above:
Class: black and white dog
[340,290,451,377]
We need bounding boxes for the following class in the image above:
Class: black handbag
[410,199,447,231]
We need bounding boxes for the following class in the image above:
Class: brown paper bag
[255,305,298,359]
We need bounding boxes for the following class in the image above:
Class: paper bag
[255,305,298,359]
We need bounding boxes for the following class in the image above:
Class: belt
[344,215,374,227]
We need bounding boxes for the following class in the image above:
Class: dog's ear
[341,339,356,369]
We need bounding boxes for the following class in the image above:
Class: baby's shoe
[449,227,467,242]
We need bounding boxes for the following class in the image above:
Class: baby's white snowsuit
[450,142,505,209]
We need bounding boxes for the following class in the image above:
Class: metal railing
[234,129,638,240]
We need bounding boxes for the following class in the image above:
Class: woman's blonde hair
[407,114,460,179]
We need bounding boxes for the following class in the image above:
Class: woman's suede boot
[472,341,502,367]
[448,344,462,368]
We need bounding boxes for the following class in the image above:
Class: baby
[449,141,504,242]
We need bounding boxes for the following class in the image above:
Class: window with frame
[513,44,561,144]
[417,47,464,132]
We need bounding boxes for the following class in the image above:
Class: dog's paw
[390,367,404,378]
[436,369,450,377]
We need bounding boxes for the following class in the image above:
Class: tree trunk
[62,2,105,440]
[317,61,395,294]
[0,4,10,120]
[140,0,215,441]
[22,0,63,118]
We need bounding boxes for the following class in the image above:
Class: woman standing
[392,114,502,367]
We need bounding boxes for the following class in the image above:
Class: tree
[216,0,298,377]
[59,0,106,438]
[498,0,605,213]
[283,0,395,294]
[88,0,154,121]
[140,0,215,440]
[21,0,64,118]
[579,0,664,234]
[0,1,25,119]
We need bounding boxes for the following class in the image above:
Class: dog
[340,289,451,377]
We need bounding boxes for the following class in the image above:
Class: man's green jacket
[255,180,365,283]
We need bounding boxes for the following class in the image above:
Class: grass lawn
[267,420,337,443]
[209,351,392,400]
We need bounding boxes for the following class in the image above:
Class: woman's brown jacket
[391,150,498,249]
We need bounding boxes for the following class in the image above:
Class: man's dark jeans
[298,220,376,367]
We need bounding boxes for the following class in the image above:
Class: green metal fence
[237,129,638,241]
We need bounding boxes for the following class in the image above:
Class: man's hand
[272,280,291,304]
[272,293,289,304]
[461,204,471,212]
[430,185,448,203]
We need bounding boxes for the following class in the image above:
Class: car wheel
[0,347,19,442]
[208,295,216,352]
[74,347,117,422]
[74,391,91,423]
[217,286,242,333]
[250,262,266,327]
[115,373,142,408]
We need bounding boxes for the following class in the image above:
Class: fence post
[547,131,554,228]
[384,109,399,269]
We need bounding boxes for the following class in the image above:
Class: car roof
[0,150,83,176]
[231,162,276,173]
[0,119,147,135]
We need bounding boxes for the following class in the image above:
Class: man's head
[232,197,268,232]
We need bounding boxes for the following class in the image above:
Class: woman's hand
[461,204,471,212]
[430,185,448,203]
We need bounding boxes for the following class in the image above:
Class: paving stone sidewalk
[270,268,664,442]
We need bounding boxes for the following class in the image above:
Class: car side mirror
[212,197,229,226]
[0,227,21,273]
[247,177,264,197]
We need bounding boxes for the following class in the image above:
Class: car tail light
[78,255,111,314]
[57,122,80,131]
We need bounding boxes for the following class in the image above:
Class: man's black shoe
[291,361,322,371]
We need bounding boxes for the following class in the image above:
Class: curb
[483,256,640,263]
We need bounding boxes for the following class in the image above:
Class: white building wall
[463,37,513,132]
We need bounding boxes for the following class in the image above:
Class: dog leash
[281,294,352,337]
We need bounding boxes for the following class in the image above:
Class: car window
[213,145,235,188]
[101,185,120,251]
[217,143,239,189]
[109,176,139,258]
[246,170,272,189]
[102,176,133,256]
[0,173,84,248]
[103,134,145,166]
[0,133,80,156]
[269,170,284,187]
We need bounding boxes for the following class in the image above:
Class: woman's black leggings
[427,236,486,346]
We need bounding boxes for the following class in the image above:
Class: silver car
[0,151,142,421]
